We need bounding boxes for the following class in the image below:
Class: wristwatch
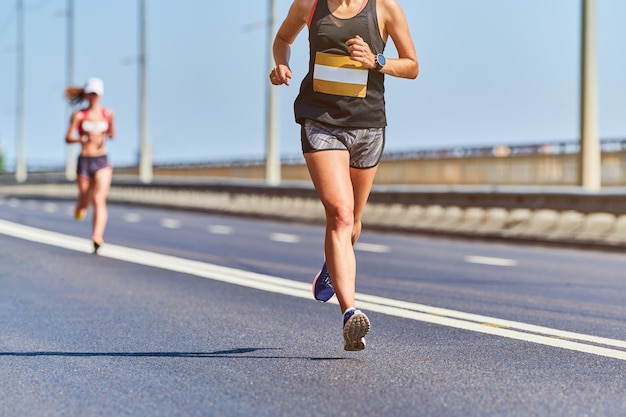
[375,53,386,71]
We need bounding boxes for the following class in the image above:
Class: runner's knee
[326,204,355,231]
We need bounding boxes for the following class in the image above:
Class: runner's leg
[305,150,356,313]
[75,176,91,220]
[90,166,112,242]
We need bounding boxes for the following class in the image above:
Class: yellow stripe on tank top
[313,52,368,98]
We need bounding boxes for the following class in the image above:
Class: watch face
[377,54,386,66]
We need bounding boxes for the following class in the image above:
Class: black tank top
[294,0,387,128]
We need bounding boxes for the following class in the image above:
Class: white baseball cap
[84,77,104,96]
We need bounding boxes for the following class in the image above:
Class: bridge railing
[105,138,626,186]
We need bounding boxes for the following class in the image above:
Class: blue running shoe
[343,309,370,351]
[312,262,334,302]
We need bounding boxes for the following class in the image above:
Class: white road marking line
[355,292,626,349]
[160,218,181,229]
[355,242,391,253]
[42,203,57,213]
[208,225,233,235]
[123,213,142,223]
[465,255,518,267]
[1,218,625,361]
[270,233,300,243]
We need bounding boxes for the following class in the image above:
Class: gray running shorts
[300,119,385,169]
[76,155,111,179]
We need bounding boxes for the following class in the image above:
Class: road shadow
[0,347,348,361]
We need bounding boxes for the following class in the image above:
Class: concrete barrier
[1,174,625,251]
[452,207,485,233]
[547,210,586,240]
[575,213,616,242]
[605,215,626,245]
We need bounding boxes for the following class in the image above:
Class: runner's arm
[270,0,315,86]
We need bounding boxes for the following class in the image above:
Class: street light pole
[138,0,153,183]
[265,0,280,186]
[579,0,601,191]
[15,0,27,183]
[64,0,76,181]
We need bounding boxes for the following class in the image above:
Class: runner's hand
[270,65,292,86]
[346,35,376,69]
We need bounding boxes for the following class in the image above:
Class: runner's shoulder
[292,0,317,20]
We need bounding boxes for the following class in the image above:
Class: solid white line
[356,293,626,349]
[465,255,518,267]
[0,219,624,361]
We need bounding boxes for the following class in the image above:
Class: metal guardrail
[4,137,626,185]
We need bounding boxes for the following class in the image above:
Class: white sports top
[81,120,109,133]
[78,108,110,135]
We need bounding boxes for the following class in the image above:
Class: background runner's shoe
[74,208,86,221]
[343,309,370,351]
[312,262,334,302]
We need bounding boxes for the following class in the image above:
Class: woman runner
[64,77,115,254]
[270,0,418,350]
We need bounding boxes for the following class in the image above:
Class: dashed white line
[208,225,233,235]
[270,233,300,243]
[355,242,391,253]
[123,213,142,223]
[42,203,57,213]
[160,218,181,229]
[465,255,518,267]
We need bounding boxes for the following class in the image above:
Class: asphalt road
[1,196,625,417]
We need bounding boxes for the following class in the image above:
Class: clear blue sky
[0,0,625,169]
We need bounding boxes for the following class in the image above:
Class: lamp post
[579,0,600,191]
[15,0,26,183]
[64,0,76,181]
[265,0,280,186]
[138,0,153,183]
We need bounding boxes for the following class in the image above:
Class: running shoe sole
[343,311,370,351]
